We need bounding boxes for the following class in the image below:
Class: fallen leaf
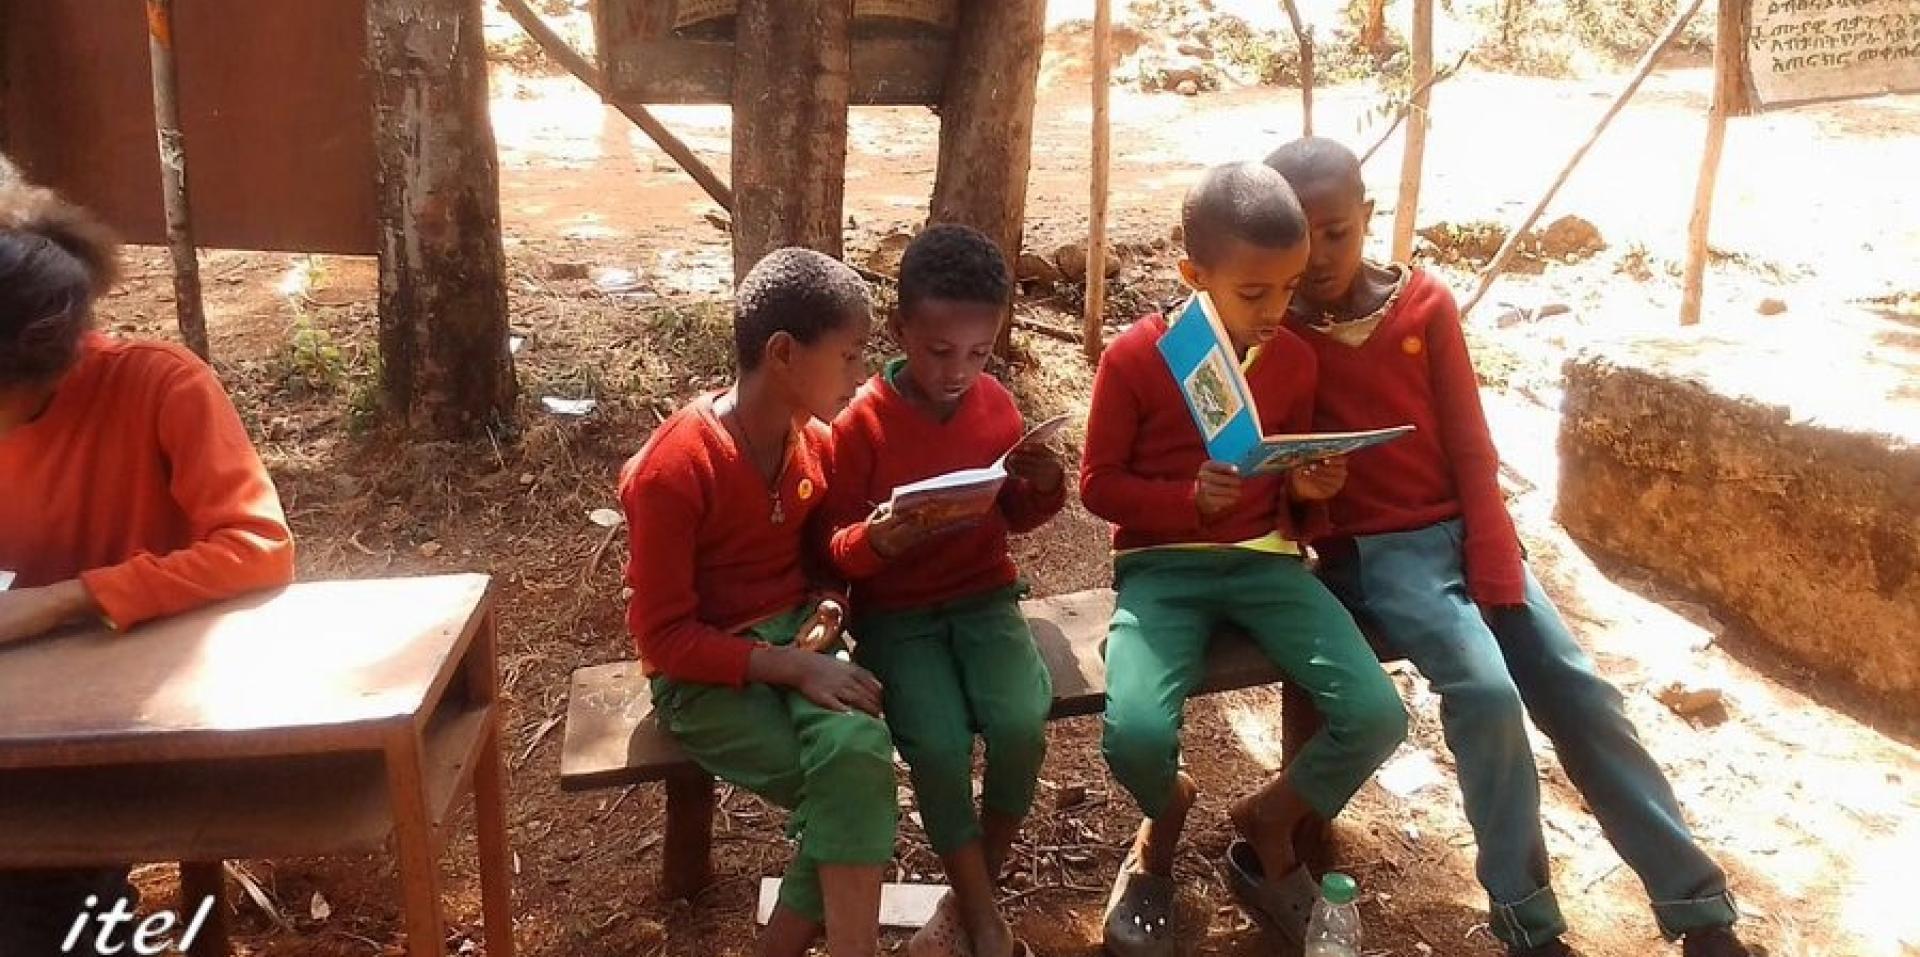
[309,891,332,922]
[589,508,625,528]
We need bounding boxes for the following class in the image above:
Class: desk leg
[179,861,228,957]
[1279,681,1332,873]
[474,717,515,957]
[662,772,716,899]
[386,731,447,957]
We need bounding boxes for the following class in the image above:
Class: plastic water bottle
[1304,872,1362,957]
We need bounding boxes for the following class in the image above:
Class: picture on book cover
[1183,350,1243,440]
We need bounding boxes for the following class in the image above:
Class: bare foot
[1228,775,1313,881]
[1130,771,1198,877]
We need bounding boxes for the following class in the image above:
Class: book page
[1246,425,1417,475]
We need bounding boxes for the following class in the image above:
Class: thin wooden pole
[1278,0,1315,136]
[1681,0,1752,326]
[1085,0,1113,363]
[145,0,208,360]
[1390,0,1432,263]
[497,0,732,213]
[1459,0,1707,319]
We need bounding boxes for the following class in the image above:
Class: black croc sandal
[1224,839,1318,950]
[1103,865,1177,957]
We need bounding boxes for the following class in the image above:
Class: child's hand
[1005,444,1065,494]
[0,580,92,646]
[793,598,845,653]
[867,503,944,558]
[1194,461,1244,523]
[791,653,885,716]
[1289,456,1349,501]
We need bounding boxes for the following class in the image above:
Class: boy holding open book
[821,224,1065,957]
[1079,163,1406,955]
[1266,136,1752,957]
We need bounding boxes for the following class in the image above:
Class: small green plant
[271,316,349,397]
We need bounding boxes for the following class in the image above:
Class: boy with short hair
[1265,136,1753,957]
[620,247,896,957]
[1080,162,1407,956]
[823,223,1064,957]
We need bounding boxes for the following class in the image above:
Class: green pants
[651,607,898,922]
[1102,549,1407,819]
[853,585,1052,855]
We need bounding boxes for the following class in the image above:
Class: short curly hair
[0,186,121,386]
[1181,162,1307,267]
[896,223,1011,322]
[733,247,872,372]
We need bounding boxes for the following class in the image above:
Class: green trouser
[852,584,1052,855]
[650,607,899,923]
[1102,549,1408,820]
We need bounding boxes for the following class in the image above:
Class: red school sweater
[1285,268,1525,607]
[618,394,830,686]
[1079,315,1324,551]
[824,366,1065,613]
[0,333,295,629]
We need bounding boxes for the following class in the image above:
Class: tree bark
[367,0,516,437]
[1389,0,1432,263]
[1084,0,1114,363]
[731,0,852,283]
[1361,0,1388,50]
[930,0,1047,355]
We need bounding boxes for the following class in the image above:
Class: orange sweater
[0,333,294,629]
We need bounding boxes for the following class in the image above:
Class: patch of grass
[269,315,351,398]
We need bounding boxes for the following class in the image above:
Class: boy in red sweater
[1266,137,1752,957]
[0,188,295,954]
[822,224,1064,957]
[619,248,896,957]
[1081,163,1406,956]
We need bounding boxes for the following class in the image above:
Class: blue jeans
[1318,519,1737,947]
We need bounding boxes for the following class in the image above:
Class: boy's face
[1294,177,1373,310]
[1178,236,1311,352]
[892,298,1000,407]
[770,309,873,423]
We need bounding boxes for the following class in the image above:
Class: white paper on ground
[755,878,948,928]
[0,570,14,591]
[1377,749,1445,798]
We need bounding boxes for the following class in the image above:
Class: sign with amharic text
[1747,0,1920,108]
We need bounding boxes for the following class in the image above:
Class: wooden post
[1084,0,1114,363]
[1278,0,1315,136]
[1459,0,1708,319]
[497,0,732,213]
[1390,0,1433,263]
[1681,0,1755,326]
[1361,0,1388,50]
[929,0,1047,356]
[661,772,716,898]
[178,861,227,957]
[367,0,516,437]
[145,0,209,360]
[731,0,852,283]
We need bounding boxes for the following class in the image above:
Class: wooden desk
[0,574,513,957]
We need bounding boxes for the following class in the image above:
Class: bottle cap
[1320,872,1357,905]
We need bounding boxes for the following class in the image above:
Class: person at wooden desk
[0,187,296,954]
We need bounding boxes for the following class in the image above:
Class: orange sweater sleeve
[78,361,295,629]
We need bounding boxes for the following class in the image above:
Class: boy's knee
[1102,705,1180,782]
[979,708,1049,766]
[1453,674,1527,729]
[1335,675,1409,762]
[807,715,895,790]
[899,726,976,792]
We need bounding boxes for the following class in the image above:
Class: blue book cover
[1157,292,1415,475]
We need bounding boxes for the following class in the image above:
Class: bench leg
[662,772,716,899]
[179,860,227,957]
[1279,682,1333,874]
[474,717,516,957]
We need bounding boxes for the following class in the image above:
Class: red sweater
[1285,269,1525,606]
[824,367,1065,613]
[0,333,295,629]
[619,394,830,686]
[1080,315,1323,551]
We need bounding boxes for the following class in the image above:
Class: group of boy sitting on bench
[0,135,1755,957]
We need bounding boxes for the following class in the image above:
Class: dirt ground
[86,17,1920,957]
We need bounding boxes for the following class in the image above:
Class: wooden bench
[561,588,1392,897]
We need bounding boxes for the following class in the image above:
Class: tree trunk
[367,0,515,437]
[929,0,1047,354]
[1361,0,1388,50]
[1389,0,1432,263]
[731,0,852,283]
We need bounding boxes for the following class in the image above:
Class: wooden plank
[603,31,950,106]
[560,589,1293,789]
[0,575,493,770]
[0,703,493,868]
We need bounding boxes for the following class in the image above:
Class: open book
[1157,292,1414,475]
[884,413,1073,529]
